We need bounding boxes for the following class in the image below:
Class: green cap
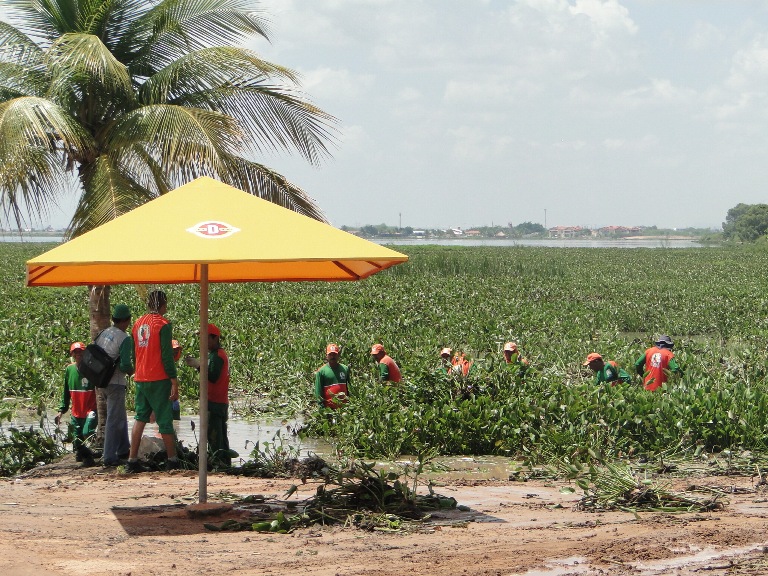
[112,304,131,321]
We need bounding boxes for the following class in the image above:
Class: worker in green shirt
[583,353,631,385]
[503,341,529,377]
[54,342,98,467]
[314,343,350,409]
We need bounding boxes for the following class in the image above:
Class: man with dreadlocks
[126,290,181,472]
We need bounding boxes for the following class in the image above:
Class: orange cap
[503,342,518,352]
[440,347,452,357]
[70,342,86,353]
[370,344,385,355]
[583,352,602,365]
[326,343,341,354]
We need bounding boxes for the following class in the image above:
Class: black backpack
[79,343,118,388]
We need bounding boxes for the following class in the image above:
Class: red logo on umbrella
[187,221,240,239]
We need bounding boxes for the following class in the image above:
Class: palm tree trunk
[88,285,111,338]
[88,284,111,449]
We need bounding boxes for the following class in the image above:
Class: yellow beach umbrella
[26,177,408,501]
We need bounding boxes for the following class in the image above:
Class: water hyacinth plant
[4,242,768,461]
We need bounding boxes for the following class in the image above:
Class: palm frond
[140,47,336,165]
[219,155,327,222]
[104,103,242,179]
[195,84,337,165]
[114,144,175,196]
[140,46,298,104]
[0,20,44,66]
[120,0,271,74]
[103,0,153,53]
[2,0,79,40]
[0,96,95,163]
[47,33,133,103]
[75,0,118,36]
[0,141,70,230]
[0,62,50,98]
[68,153,154,235]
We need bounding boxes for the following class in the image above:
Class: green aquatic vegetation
[0,424,63,477]
[234,429,307,477]
[7,242,768,461]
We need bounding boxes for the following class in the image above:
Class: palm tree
[0,0,336,333]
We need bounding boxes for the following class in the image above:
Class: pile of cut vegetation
[205,459,464,533]
[572,462,727,515]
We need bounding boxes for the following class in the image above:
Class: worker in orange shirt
[440,347,472,376]
[634,335,682,391]
[370,344,402,383]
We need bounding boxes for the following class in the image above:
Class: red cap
[326,343,341,354]
[70,342,86,353]
[583,352,602,365]
[370,344,385,355]
[208,323,220,337]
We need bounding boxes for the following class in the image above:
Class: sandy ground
[2,456,768,576]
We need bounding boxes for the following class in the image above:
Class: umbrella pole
[198,264,209,502]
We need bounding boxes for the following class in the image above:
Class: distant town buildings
[546,225,642,238]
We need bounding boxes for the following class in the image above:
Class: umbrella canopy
[27,177,408,287]
[26,177,408,502]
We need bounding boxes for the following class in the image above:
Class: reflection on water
[6,411,333,461]
[165,415,333,460]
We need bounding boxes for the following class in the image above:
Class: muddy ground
[1,456,768,576]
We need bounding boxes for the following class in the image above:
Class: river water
[5,411,332,462]
[3,235,710,249]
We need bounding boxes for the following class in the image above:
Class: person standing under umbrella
[54,342,97,467]
[184,323,234,468]
[127,290,180,472]
[97,304,134,467]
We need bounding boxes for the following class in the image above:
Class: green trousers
[208,401,230,466]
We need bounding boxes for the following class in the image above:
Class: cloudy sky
[44,1,768,230]
[244,0,768,231]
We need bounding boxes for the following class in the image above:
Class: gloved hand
[184,355,200,369]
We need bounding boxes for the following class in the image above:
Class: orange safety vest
[208,348,230,404]
[642,347,675,391]
[323,382,349,409]
[380,355,402,382]
[449,354,472,376]
[133,313,171,382]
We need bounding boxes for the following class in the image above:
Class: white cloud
[685,20,725,51]
[396,87,422,103]
[239,3,768,229]
[296,67,375,101]
[727,35,768,90]
[602,135,658,151]
[569,0,638,37]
